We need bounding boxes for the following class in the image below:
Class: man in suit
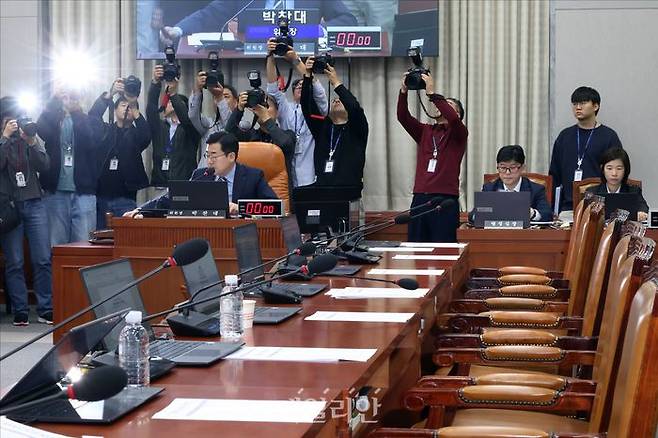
[124,132,277,217]
[469,145,553,223]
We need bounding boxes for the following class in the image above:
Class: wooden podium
[52,217,287,341]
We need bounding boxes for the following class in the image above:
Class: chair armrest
[450,298,569,313]
[441,312,582,333]
[417,374,596,393]
[436,332,598,350]
[470,267,563,278]
[464,287,571,301]
[368,428,604,438]
[466,278,569,290]
[434,346,595,368]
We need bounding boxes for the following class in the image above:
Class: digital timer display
[238,199,284,218]
[327,26,382,51]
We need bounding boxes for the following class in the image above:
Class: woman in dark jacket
[585,147,649,221]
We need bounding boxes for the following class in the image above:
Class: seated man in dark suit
[469,145,553,223]
[124,131,277,217]
[585,146,649,221]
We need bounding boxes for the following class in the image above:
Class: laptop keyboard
[9,398,78,420]
[151,340,202,360]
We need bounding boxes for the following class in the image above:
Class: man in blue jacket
[470,145,553,223]
[124,132,277,218]
[37,89,97,245]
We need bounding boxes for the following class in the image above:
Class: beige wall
[552,0,658,208]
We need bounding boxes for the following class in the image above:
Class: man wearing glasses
[469,145,552,223]
[124,132,276,217]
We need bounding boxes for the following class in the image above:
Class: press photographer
[0,96,53,327]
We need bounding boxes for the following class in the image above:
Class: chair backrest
[482,173,553,205]
[237,141,290,212]
[563,198,585,277]
[588,237,655,431]
[572,177,642,208]
[604,262,658,438]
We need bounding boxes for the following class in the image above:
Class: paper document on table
[226,346,376,362]
[368,268,445,276]
[368,247,434,252]
[187,32,235,46]
[400,242,467,248]
[393,254,460,261]
[1,416,73,438]
[153,398,326,423]
[326,287,428,299]
[305,311,414,323]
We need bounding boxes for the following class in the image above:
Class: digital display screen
[238,199,284,217]
[328,27,381,51]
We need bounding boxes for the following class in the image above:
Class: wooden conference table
[44,218,469,437]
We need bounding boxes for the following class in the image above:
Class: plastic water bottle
[118,310,150,387]
[220,274,243,339]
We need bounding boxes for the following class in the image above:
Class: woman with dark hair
[585,147,649,221]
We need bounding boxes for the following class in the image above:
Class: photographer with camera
[300,61,368,190]
[0,96,53,326]
[37,87,97,246]
[146,57,201,188]
[397,52,467,243]
[265,39,328,188]
[225,70,296,195]
[89,79,151,229]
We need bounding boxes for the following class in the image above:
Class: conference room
[1,0,657,436]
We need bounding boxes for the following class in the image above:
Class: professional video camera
[245,70,266,108]
[162,46,181,82]
[312,53,334,74]
[123,75,142,98]
[404,47,430,90]
[205,51,224,89]
[273,18,294,56]
[13,116,38,137]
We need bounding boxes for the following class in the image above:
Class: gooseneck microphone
[0,239,210,362]
[0,366,128,416]
[146,254,339,325]
[340,276,419,290]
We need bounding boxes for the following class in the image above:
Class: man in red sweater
[397,72,467,242]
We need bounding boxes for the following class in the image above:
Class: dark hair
[266,94,278,110]
[599,147,630,184]
[223,84,238,99]
[571,86,601,115]
[291,78,303,90]
[496,145,525,165]
[207,131,239,158]
[447,97,464,120]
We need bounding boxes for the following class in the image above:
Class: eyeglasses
[204,152,226,160]
[497,165,522,173]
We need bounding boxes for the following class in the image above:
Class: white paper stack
[326,287,429,299]
[392,254,460,261]
[305,311,414,323]
[226,346,377,362]
[1,416,73,438]
[367,268,445,276]
[400,242,467,249]
[368,247,434,252]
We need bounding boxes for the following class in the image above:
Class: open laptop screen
[280,215,302,253]
[80,259,154,350]
[0,311,125,408]
[233,223,264,284]
[181,247,222,314]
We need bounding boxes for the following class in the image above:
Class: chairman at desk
[124,132,276,218]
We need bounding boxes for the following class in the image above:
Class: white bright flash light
[53,50,97,90]
[65,366,84,383]
[17,92,37,113]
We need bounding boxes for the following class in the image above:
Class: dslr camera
[162,46,181,82]
[273,18,294,56]
[312,53,334,74]
[123,75,142,98]
[14,116,38,138]
[205,51,224,89]
[404,47,430,90]
[245,70,267,108]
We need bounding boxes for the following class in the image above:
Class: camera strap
[417,90,435,120]
[275,63,294,92]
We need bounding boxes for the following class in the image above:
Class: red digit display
[346,32,355,46]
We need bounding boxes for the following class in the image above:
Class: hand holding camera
[205,51,224,90]
[2,119,18,139]
[404,47,430,90]
[421,72,434,95]
[249,103,270,123]
[152,65,164,83]
[304,57,315,76]
[324,64,341,87]
[237,92,248,111]
[273,18,294,56]
[312,53,334,75]
[195,71,207,92]
[245,70,266,109]
[400,72,409,93]
[111,78,125,96]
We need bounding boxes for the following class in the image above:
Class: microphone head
[170,239,210,267]
[438,198,456,210]
[204,167,215,176]
[429,197,443,207]
[296,242,317,256]
[395,213,412,225]
[306,254,338,275]
[396,278,419,290]
[69,366,127,401]
[287,254,307,267]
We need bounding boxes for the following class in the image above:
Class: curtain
[45,0,549,209]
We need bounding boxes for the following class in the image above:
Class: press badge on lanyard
[15,172,26,187]
[109,157,119,171]
[427,134,443,173]
[162,157,170,171]
[574,127,594,182]
[325,126,343,174]
[64,154,73,167]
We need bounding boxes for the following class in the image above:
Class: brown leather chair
[572,177,642,209]
[483,173,553,206]
[369,261,658,438]
[237,141,290,212]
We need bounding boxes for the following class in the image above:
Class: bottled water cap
[225,274,239,286]
[125,310,142,324]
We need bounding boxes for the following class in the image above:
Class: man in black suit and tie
[124,131,276,217]
[469,145,553,223]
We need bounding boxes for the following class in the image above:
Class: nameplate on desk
[649,210,658,228]
[167,209,227,218]
[484,220,524,229]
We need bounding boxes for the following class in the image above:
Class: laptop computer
[180,244,303,324]
[604,193,640,221]
[0,311,163,424]
[80,259,243,366]
[279,215,361,277]
[473,191,531,229]
[234,223,327,299]
[168,180,229,217]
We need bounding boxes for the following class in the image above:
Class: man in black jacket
[225,92,296,196]
[37,89,97,245]
[89,86,151,229]
[146,65,200,187]
[301,64,368,190]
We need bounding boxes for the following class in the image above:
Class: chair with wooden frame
[483,173,554,206]
[572,177,642,210]
[368,260,658,438]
